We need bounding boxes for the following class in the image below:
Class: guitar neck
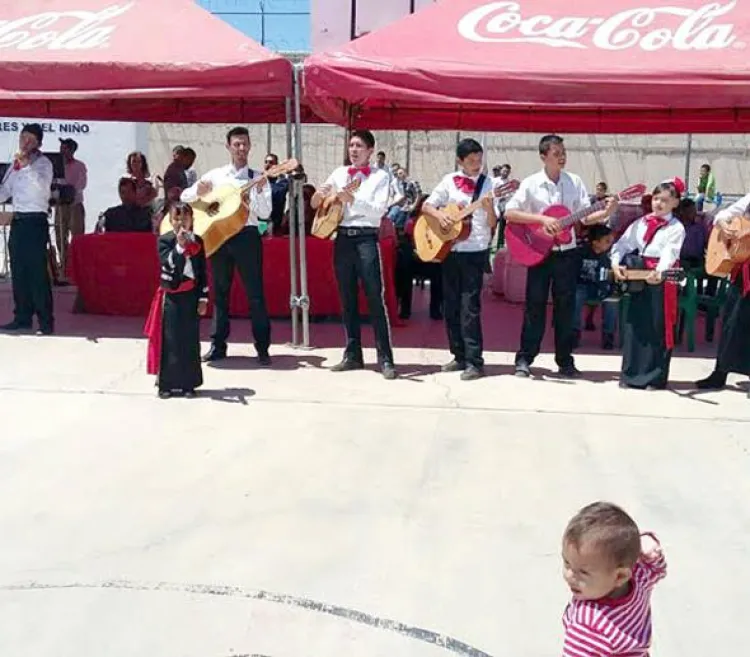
[560,199,606,229]
[457,193,490,221]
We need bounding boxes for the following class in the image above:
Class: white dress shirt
[0,152,53,213]
[323,166,390,228]
[610,212,685,274]
[426,172,494,253]
[505,169,591,251]
[714,192,750,225]
[181,164,272,227]
[63,158,87,204]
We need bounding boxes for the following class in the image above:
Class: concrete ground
[1,284,749,657]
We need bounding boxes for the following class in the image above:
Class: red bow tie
[643,214,669,244]
[454,176,476,195]
[348,166,371,178]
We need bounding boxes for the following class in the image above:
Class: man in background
[264,153,290,236]
[55,137,87,275]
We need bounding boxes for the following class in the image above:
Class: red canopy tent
[0,0,294,123]
[303,0,750,133]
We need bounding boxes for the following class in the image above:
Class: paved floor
[1,287,749,657]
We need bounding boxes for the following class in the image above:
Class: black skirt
[159,288,203,392]
[717,277,750,376]
[621,284,672,389]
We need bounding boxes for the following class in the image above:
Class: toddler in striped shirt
[561,502,667,657]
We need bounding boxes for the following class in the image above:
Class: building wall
[148,124,750,197]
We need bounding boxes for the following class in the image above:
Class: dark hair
[377,150,386,158]
[652,181,681,200]
[172,145,185,155]
[587,224,612,242]
[266,153,279,163]
[126,151,150,177]
[501,163,511,170]
[596,181,608,190]
[676,198,697,220]
[564,502,641,568]
[21,122,44,144]
[118,176,137,192]
[539,134,564,155]
[169,202,193,217]
[351,130,376,150]
[701,163,711,172]
[226,126,250,143]
[456,138,483,161]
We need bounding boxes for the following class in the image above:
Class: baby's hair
[564,502,641,567]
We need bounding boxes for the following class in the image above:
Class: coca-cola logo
[0,3,133,51]
[457,1,740,51]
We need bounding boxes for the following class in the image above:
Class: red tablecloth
[68,233,398,320]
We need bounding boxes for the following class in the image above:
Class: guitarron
[413,179,520,263]
[705,215,750,276]
[161,158,298,257]
[311,178,362,239]
[505,184,647,267]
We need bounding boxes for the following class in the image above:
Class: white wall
[0,117,147,231]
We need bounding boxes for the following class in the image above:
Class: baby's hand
[640,533,661,562]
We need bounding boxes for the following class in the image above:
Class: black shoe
[184,389,197,399]
[460,365,484,381]
[257,353,272,367]
[441,359,466,373]
[646,384,666,391]
[381,362,397,380]
[158,390,172,399]
[515,361,531,377]
[330,359,364,372]
[695,371,727,390]
[1,320,31,331]
[602,333,615,351]
[559,365,581,379]
[36,325,54,336]
[202,345,227,362]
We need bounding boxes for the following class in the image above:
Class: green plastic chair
[677,268,729,351]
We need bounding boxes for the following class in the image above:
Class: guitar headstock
[615,184,647,202]
[265,158,299,178]
[493,179,520,200]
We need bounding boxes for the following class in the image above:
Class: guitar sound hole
[207,202,220,217]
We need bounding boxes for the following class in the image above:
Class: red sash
[143,279,195,375]
[730,261,750,298]
[642,256,678,350]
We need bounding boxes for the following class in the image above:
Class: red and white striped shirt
[562,550,667,657]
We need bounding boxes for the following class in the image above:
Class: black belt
[339,226,378,238]
[13,211,48,218]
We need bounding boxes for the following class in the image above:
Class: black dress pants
[442,249,487,367]
[516,249,579,368]
[210,226,270,355]
[8,212,53,330]
[334,229,394,365]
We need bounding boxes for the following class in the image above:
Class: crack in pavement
[0,579,495,657]
[0,384,748,424]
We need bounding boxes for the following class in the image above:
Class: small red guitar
[505,184,646,267]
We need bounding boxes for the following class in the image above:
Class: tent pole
[684,133,693,191]
[285,95,300,347]
[293,63,311,348]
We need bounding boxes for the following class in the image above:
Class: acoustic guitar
[160,158,298,256]
[599,268,685,283]
[705,215,750,276]
[311,178,362,240]
[413,179,520,263]
[505,184,647,267]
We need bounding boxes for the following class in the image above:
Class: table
[68,233,398,321]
